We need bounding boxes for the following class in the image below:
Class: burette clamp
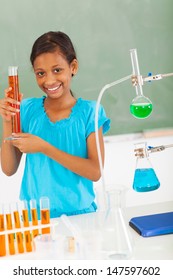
[147,145,165,153]
[131,75,144,86]
[143,74,163,82]
[147,143,173,153]
[131,72,173,87]
[134,142,173,157]
[134,142,149,158]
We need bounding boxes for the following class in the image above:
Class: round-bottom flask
[102,185,133,259]
[130,95,153,119]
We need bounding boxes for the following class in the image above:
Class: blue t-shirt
[20,96,110,218]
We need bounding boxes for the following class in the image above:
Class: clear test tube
[11,202,24,254]
[0,204,6,257]
[40,197,50,234]
[8,66,21,133]
[4,204,15,255]
[22,200,32,252]
[30,199,39,237]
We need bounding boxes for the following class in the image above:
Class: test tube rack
[0,220,59,257]
[0,198,58,258]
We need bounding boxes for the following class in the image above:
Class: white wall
[1,133,173,207]
[0,155,25,204]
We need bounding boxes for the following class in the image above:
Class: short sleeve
[20,97,43,133]
[85,102,110,138]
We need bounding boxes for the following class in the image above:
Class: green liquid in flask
[133,168,160,192]
[130,103,152,119]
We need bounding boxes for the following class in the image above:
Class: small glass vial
[8,66,21,133]
[133,142,160,192]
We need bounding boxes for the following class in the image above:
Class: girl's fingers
[0,88,21,120]
[19,93,23,101]
[11,133,28,138]
[1,102,19,113]
[5,87,12,95]
[5,87,21,104]
[5,97,20,105]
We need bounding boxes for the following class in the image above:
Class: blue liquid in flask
[133,168,160,192]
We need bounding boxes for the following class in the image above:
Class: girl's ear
[71,59,78,76]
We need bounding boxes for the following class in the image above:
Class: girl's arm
[43,128,104,181]
[1,121,22,176]
[10,128,104,181]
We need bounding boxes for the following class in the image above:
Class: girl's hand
[6,133,46,154]
[0,87,22,121]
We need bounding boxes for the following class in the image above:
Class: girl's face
[33,51,78,99]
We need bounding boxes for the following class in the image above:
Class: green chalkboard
[0,0,173,140]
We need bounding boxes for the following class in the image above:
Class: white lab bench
[2,200,173,260]
[1,132,173,260]
[126,200,173,260]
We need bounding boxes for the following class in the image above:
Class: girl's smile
[44,83,62,95]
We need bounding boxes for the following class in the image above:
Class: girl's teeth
[48,85,61,91]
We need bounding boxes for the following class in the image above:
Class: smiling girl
[0,31,110,218]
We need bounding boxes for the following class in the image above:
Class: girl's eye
[35,71,45,77]
[54,68,61,73]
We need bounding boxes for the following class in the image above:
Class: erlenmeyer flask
[133,142,160,192]
[102,185,133,259]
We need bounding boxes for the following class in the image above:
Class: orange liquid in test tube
[22,208,32,252]
[40,197,50,234]
[0,214,6,257]
[8,66,21,133]
[41,209,50,234]
[6,213,15,255]
[30,199,39,237]
[13,210,24,254]
[31,208,39,237]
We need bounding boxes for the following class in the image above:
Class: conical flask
[102,185,133,259]
[133,142,160,192]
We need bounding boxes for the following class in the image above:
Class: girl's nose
[44,73,57,85]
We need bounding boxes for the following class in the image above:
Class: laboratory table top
[2,201,173,260]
